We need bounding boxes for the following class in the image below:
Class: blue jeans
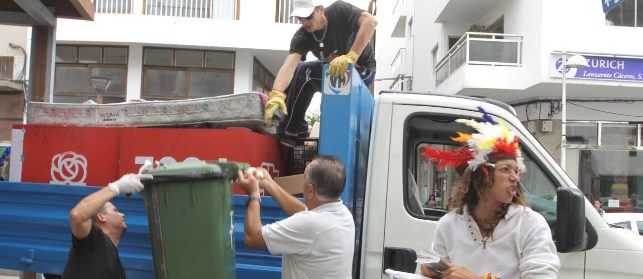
[278,60,374,137]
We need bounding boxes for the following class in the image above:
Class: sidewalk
[0,269,18,279]
[0,269,43,279]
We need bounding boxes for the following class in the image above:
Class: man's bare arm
[350,11,377,56]
[272,53,303,92]
[69,187,117,239]
[261,178,306,216]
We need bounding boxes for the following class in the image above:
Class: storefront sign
[551,55,643,82]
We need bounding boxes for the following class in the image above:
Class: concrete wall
[0,25,30,81]
[0,25,29,142]
[384,0,643,95]
[54,0,304,100]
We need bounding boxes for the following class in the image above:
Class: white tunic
[261,200,355,279]
[430,204,560,279]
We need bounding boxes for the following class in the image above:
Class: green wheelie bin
[141,162,238,279]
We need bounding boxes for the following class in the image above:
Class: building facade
[0,26,29,142]
[52,0,304,103]
[376,0,642,212]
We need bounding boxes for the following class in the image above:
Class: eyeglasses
[297,8,316,21]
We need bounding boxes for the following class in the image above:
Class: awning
[0,0,94,26]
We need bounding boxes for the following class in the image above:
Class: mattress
[26,93,266,129]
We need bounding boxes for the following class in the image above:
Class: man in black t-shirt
[264,0,377,145]
[61,173,148,279]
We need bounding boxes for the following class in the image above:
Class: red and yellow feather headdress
[421,107,525,173]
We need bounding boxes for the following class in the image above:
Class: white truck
[317,66,643,278]
[1,67,642,278]
[353,92,643,278]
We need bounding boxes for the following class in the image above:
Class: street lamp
[560,52,588,171]
[89,76,110,104]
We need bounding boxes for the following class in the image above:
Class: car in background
[603,213,643,236]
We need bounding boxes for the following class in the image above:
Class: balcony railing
[435,32,523,85]
[92,0,133,14]
[91,0,237,19]
[276,0,297,24]
[391,48,406,75]
[146,0,236,19]
[393,0,406,14]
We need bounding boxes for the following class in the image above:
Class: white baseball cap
[290,0,320,18]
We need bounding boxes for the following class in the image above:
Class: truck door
[380,104,584,278]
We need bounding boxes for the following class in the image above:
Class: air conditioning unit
[0,56,14,80]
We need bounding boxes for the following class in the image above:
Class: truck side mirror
[555,187,587,253]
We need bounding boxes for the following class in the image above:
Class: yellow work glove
[329,50,359,77]
[263,89,288,125]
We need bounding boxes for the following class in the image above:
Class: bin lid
[143,162,238,183]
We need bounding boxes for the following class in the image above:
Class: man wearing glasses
[264,0,377,146]
[236,155,355,278]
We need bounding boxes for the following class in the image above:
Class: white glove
[138,160,155,174]
[109,173,146,195]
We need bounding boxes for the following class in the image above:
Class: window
[605,0,642,27]
[403,114,558,226]
[142,48,235,100]
[488,16,504,34]
[576,149,642,213]
[558,121,642,213]
[567,122,598,145]
[252,58,275,93]
[431,45,438,69]
[448,36,460,51]
[602,123,637,146]
[54,45,128,104]
[567,121,641,147]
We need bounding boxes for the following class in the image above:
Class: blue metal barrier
[319,65,375,278]
[0,182,153,278]
[0,181,286,278]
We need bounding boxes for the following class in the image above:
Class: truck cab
[355,92,643,278]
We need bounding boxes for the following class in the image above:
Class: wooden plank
[12,0,56,26]
[0,11,40,26]
[66,0,95,21]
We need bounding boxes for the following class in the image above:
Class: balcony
[92,0,238,19]
[435,32,523,85]
[391,0,408,37]
[434,0,502,23]
[391,48,406,76]
[275,0,297,24]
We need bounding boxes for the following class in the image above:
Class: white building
[52,0,304,104]
[376,0,642,211]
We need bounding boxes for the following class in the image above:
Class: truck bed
[0,181,285,278]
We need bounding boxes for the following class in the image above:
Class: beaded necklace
[466,204,509,249]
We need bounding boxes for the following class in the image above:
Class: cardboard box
[274,174,305,195]
[309,122,320,138]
